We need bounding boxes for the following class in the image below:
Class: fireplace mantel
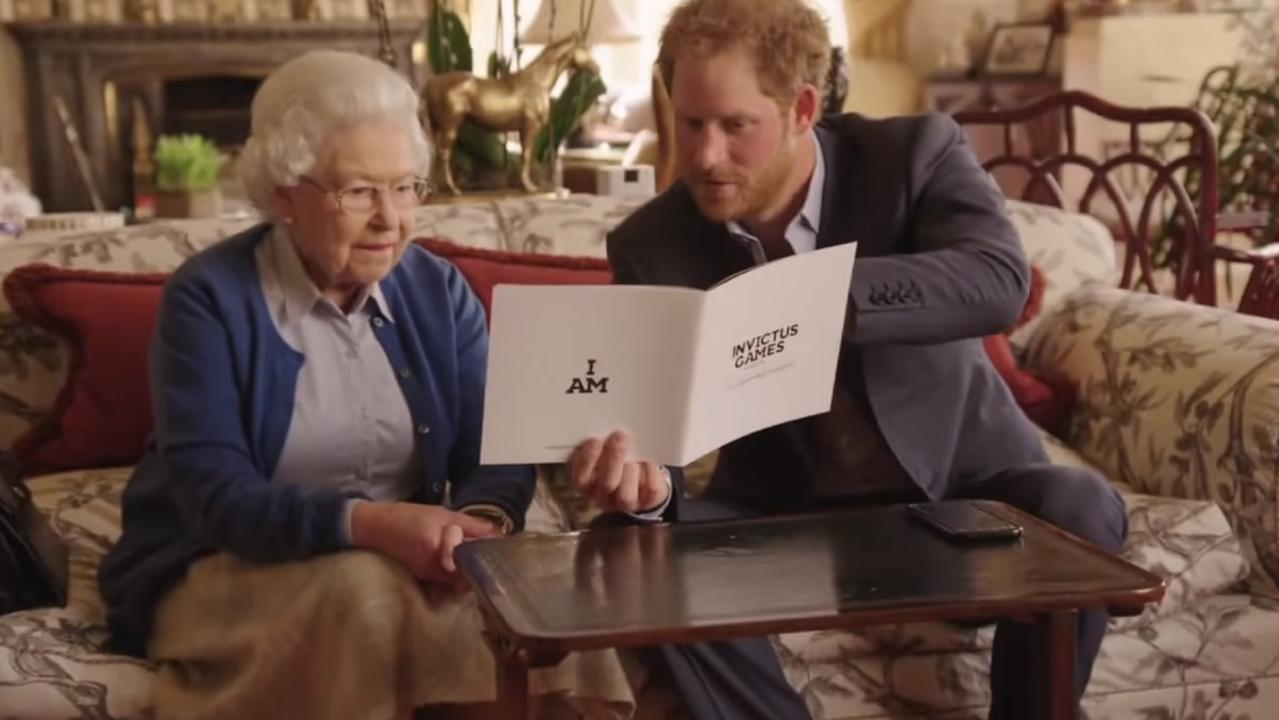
[9,20,426,212]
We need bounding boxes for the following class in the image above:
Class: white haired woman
[97,51,634,720]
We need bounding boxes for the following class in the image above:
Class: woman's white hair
[239,50,431,219]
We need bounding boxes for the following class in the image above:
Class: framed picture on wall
[980,22,1056,77]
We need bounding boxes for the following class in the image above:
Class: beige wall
[842,0,1273,118]
[1063,13,1252,110]
[0,28,30,186]
[843,0,1027,117]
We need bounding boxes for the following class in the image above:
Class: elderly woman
[95,51,615,719]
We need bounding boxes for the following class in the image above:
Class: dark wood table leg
[1033,610,1079,720]
[481,628,567,720]
[495,651,530,720]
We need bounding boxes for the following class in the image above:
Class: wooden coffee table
[455,500,1163,719]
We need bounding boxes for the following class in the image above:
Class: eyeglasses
[300,176,432,214]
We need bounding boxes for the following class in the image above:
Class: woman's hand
[349,501,501,582]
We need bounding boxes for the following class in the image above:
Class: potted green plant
[153,134,222,219]
[1148,10,1279,281]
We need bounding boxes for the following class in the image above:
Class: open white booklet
[480,242,857,466]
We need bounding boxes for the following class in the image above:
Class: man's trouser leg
[596,498,813,720]
[954,464,1128,720]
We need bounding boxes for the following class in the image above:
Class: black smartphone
[907,501,1023,543]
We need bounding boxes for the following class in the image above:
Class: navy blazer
[607,112,1047,511]
[99,225,535,656]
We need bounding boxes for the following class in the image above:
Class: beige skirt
[147,549,641,720]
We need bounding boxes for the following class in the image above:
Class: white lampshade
[518,0,642,44]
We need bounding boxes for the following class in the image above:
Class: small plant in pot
[154,134,222,219]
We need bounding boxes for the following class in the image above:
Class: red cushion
[3,266,167,475]
[415,238,613,319]
[1013,264,1047,333]
[0,245,1068,475]
[982,265,1074,432]
[0,242,612,477]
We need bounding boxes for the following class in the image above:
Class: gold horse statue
[423,35,601,194]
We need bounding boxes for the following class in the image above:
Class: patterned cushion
[0,199,625,454]
[0,225,244,452]
[0,468,154,720]
[0,458,1268,719]
[0,198,1122,458]
[415,237,612,319]
[492,195,648,257]
[777,594,1279,720]
[0,465,586,719]
[2,200,1277,719]
[771,430,1247,685]
[1004,199,1119,347]
[412,201,506,251]
[1038,430,1250,631]
[1111,490,1249,631]
[4,268,168,474]
[1025,285,1279,594]
[772,490,1247,664]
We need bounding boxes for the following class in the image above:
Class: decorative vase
[155,189,221,219]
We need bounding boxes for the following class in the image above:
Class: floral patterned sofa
[0,194,1277,720]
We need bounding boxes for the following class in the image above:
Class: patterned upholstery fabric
[412,202,505,251]
[489,195,648,255]
[1003,199,1120,347]
[1037,432,1250,631]
[778,593,1279,720]
[2,465,1267,720]
[0,220,253,451]
[0,469,153,720]
[1024,285,1279,595]
[0,198,641,453]
[0,466,598,720]
[1,198,1276,719]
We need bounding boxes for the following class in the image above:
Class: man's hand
[570,430,670,514]
[349,502,500,582]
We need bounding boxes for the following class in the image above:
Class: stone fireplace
[9,20,426,212]
[162,74,265,148]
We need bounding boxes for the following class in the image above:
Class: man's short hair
[657,0,831,108]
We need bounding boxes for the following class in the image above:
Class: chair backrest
[1238,258,1279,320]
[955,90,1220,306]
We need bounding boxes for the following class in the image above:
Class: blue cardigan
[98,225,535,656]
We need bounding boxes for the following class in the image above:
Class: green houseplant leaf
[458,121,509,170]
[427,7,472,73]
[154,134,220,193]
[534,70,607,165]
[425,5,510,183]
[1156,61,1279,269]
[1160,11,1279,263]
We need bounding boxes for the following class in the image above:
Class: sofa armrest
[1023,284,1279,592]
